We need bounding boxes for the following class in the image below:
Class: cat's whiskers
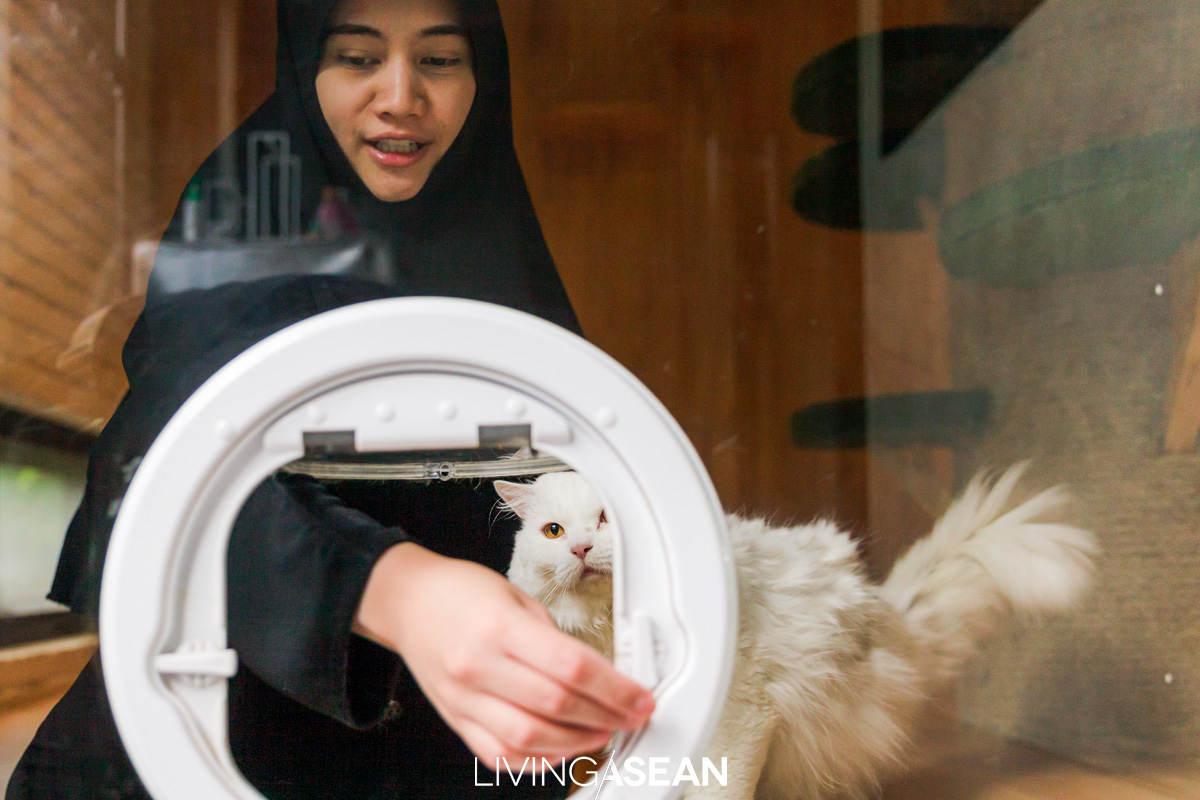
[542,567,579,609]
[543,579,569,607]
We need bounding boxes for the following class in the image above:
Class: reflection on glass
[0,444,85,616]
[855,0,1200,764]
[0,0,1194,796]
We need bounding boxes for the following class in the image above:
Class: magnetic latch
[303,430,356,455]
[478,424,532,450]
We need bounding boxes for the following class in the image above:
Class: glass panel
[0,0,1194,795]
[0,0,272,635]
[857,0,1199,763]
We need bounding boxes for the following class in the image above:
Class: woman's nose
[371,61,425,119]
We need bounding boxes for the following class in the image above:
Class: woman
[7,1,651,798]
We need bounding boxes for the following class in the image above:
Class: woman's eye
[542,523,564,539]
[421,55,464,69]
[337,54,376,69]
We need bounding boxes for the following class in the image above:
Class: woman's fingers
[506,609,655,727]
[513,588,559,625]
[359,545,655,764]
[453,690,612,762]
[470,645,634,733]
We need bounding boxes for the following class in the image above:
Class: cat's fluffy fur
[495,465,1096,800]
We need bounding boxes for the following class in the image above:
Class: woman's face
[316,0,477,202]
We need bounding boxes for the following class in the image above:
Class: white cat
[495,465,1096,800]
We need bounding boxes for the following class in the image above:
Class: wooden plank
[5,66,117,164]
[2,79,118,214]
[0,144,115,244]
[4,71,114,161]
[0,146,116,248]
[0,198,112,283]
[0,91,117,212]
[0,308,69,360]
[1122,766,1200,800]
[0,354,123,429]
[0,326,127,401]
[115,0,158,242]
[0,382,97,435]
[8,1,118,128]
[0,165,114,264]
[0,317,128,406]
[671,13,758,52]
[52,294,142,381]
[0,70,112,168]
[0,635,96,712]
[5,58,115,156]
[0,694,61,790]
[0,279,77,345]
[0,150,115,249]
[0,207,108,305]
[14,0,118,57]
[0,0,134,431]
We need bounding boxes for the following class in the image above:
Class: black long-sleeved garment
[7,0,582,795]
[10,279,572,799]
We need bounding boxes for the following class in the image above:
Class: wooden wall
[504,0,967,544]
[0,0,154,431]
[0,0,276,432]
[149,0,276,228]
[506,0,873,526]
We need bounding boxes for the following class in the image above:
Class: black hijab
[21,6,580,797]
[50,0,581,613]
[263,0,581,328]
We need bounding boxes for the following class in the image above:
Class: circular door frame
[100,297,736,800]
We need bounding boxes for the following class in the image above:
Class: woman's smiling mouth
[373,138,422,154]
[367,137,429,166]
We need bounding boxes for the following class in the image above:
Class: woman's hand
[354,542,655,764]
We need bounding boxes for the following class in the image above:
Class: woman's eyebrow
[322,23,466,42]
[323,23,383,40]
[419,23,469,39]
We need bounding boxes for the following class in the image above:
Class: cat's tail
[879,462,1097,686]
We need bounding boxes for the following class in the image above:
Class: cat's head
[496,472,614,629]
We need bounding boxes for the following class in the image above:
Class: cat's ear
[494,480,535,519]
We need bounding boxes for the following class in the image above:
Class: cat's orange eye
[542,522,564,539]
[598,510,607,526]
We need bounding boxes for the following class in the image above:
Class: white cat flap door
[99,297,737,800]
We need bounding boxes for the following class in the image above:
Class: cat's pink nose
[571,543,593,561]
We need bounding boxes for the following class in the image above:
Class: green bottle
[182,178,203,242]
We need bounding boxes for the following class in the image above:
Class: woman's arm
[356,542,655,763]
[227,472,411,728]
[229,471,654,753]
